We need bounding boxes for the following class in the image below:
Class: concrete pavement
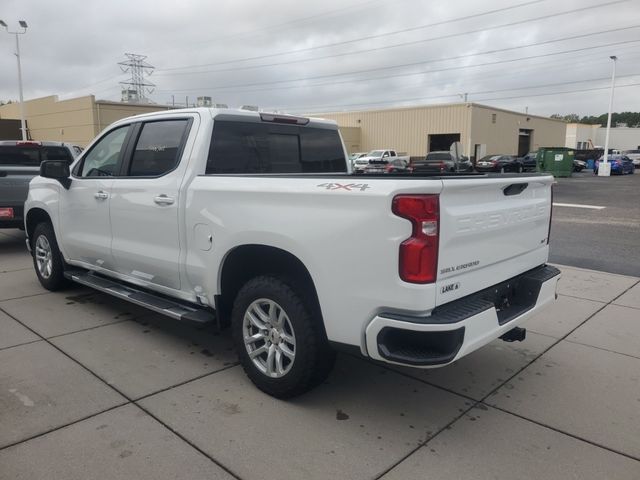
[1,229,639,479]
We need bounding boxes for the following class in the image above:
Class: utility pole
[0,19,28,140]
[599,55,617,177]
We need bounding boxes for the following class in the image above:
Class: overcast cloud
[1,0,639,117]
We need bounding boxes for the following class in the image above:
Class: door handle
[154,194,175,205]
[94,191,109,200]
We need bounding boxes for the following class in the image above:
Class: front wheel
[231,275,335,398]
[31,222,70,291]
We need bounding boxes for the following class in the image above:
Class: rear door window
[127,120,190,177]
[207,120,346,174]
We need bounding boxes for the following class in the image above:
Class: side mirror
[40,160,71,189]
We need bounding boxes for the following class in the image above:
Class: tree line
[550,112,640,127]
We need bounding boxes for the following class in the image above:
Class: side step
[64,270,215,325]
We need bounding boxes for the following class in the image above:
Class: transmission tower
[118,53,155,103]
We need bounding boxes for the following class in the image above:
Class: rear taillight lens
[0,207,15,219]
[392,194,439,283]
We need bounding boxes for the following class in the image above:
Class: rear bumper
[364,265,561,367]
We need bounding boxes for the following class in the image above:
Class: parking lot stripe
[553,202,606,210]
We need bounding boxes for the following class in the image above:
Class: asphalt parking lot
[1,226,639,479]
[549,169,640,277]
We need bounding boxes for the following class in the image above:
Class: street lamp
[598,55,617,177]
[0,19,28,141]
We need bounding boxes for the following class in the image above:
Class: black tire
[31,222,71,291]
[231,275,335,398]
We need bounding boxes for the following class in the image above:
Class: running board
[64,271,215,325]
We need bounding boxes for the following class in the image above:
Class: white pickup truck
[352,149,410,173]
[25,108,560,398]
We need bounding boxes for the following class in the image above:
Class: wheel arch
[217,244,324,332]
[25,208,53,247]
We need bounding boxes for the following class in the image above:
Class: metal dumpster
[537,148,575,177]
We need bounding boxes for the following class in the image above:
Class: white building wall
[595,128,640,150]
[565,123,600,149]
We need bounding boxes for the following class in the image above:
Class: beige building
[316,103,566,159]
[0,95,174,147]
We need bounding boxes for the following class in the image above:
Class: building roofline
[311,101,564,123]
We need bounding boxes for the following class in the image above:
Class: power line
[157,0,547,72]
[156,37,640,94]
[156,0,626,74]
[274,74,640,112]
[145,0,388,57]
[474,82,640,104]
[155,24,639,79]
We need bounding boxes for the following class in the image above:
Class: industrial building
[565,122,640,150]
[1,96,569,159]
[316,102,567,159]
[0,95,173,146]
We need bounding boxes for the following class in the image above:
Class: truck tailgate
[436,175,553,306]
[0,166,39,205]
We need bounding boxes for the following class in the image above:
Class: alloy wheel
[242,298,297,378]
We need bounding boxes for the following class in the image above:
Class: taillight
[0,207,15,219]
[392,194,439,283]
[439,161,446,172]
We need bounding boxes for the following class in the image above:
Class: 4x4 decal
[317,183,370,192]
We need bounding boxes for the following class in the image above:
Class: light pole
[598,55,617,177]
[0,19,28,141]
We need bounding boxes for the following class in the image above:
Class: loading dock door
[518,129,532,157]
[428,133,460,152]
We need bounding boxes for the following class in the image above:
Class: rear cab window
[206,119,346,174]
[0,144,73,166]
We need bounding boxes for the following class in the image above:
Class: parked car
[358,149,410,165]
[363,157,411,174]
[349,152,367,168]
[411,151,474,173]
[622,149,640,168]
[0,140,76,229]
[25,108,559,398]
[573,159,587,172]
[475,155,524,173]
[352,156,370,173]
[594,155,635,175]
[519,152,538,171]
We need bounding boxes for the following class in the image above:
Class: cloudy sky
[1,0,639,116]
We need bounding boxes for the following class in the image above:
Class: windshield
[480,155,501,162]
[367,150,384,158]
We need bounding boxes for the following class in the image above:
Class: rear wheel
[231,275,335,398]
[32,222,70,291]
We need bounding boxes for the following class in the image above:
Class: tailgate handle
[503,183,528,196]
